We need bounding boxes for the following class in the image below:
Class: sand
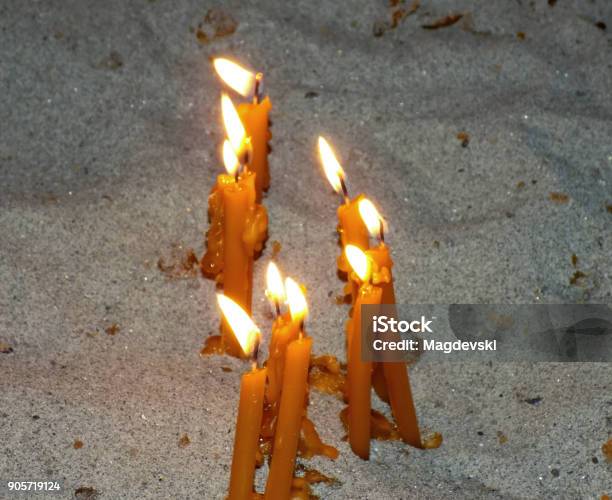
[1,0,611,498]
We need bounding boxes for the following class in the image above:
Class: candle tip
[221,94,247,156]
[345,245,371,282]
[358,198,386,241]
[266,262,286,310]
[318,136,347,196]
[285,277,308,324]
[213,58,256,98]
[217,294,261,357]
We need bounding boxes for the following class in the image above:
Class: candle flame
[345,245,371,282]
[318,136,346,193]
[265,262,285,303]
[213,58,255,98]
[221,93,246,155]
[222,140,239,177]
[217,294,260,356]
[358,198,386,237]
[285,277,308,323]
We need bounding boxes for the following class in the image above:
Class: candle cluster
[198,57,439,500]
[318,137,424,457]
[220,266,337,499]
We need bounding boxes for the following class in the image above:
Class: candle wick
[243,138,253,167]
[274,300,281,317]
[379,221,385,243]
[299,320,304,335]
[339,177,350,204]
[253,73,263,104]
[252,339,260,368]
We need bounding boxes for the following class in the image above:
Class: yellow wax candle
[337,194,370,276]
[201,164,267,359]
[213,59,271,203]
[201,166,257,281]
[340,195,370,303]
[368,244,421,448]
[338,194,370,249]
[238,97,272,202]
[229,365,267,500]
[264,335,312,499]
[213,98,268,358]
[264,277,310,499]
[360,198,422,448]
[344,245,382,460]
[348,282,382,459]
[222,179,254,358]
[266,312,299,404]
[217,295,266,500]
[366,243,393,403]
[383,360,421,448]
[264,263,295,405]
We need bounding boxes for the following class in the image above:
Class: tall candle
[222,181,254,357]
[214,96,268,357]
[264,278,310,499]
[349,283,381,460]
[382,359,421,448]
[229,365,267,500]
[264,335,312,499]
[217,295,266,500]
[264,266,306,405]
[345,245,382,460]
[366,242,395,405]
[369,245,421,448]
[360,198,422,448]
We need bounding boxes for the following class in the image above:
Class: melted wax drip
[308,355,346,400]
[200,183,268,281]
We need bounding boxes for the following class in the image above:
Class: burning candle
[359,198,422,448]
[318,136,369,292]
[214,58,271,202]
[202,140,253,282]
[201,95,268,357]
[358,199,392,302]
[265,279,311,499]
[265,263,300,404]
[345,245,382,460]
[220,96,255,355]
[265,261,285,317]
[217,295,267,500]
